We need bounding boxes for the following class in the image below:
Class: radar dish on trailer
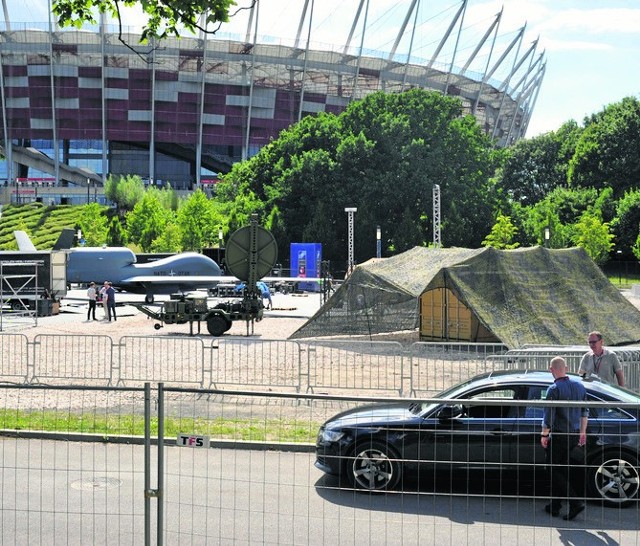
[225,223,278,283]
[131,216,277,336]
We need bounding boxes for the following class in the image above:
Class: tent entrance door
[420,287,472,341]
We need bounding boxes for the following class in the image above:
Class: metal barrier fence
[3,333,640,395]
[0,383,638,543]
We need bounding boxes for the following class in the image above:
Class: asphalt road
[1,438,637,545]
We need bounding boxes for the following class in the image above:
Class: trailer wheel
[207,315,229,336]
[145,294,154,303]
[154,323,162,330]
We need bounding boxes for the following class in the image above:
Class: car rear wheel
[588,452,640,507]
[349,441,401,491]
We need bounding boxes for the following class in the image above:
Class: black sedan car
[315,370,640,506]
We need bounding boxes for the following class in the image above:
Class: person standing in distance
[106,281,117,322]
[86,282,97,321]
[541,356,588,521]
[578,331,625,386]
[99,281,109,320]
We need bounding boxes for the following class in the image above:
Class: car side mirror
[437,404,463,420]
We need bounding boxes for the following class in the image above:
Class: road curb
[0,429,315,452]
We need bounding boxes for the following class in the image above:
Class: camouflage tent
[289,246,640,349]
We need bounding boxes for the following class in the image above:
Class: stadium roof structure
[0,1,545,189]
[290,246,640,349]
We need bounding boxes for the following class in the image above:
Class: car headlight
[319,428,345,443]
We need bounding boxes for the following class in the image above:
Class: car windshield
[413,375,493,415]
[586,380,640,402]
[410,371,640,417]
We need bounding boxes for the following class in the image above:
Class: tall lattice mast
[345,207,357,274]
[433,184,441,248]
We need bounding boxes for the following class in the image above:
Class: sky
[3,0,640,138]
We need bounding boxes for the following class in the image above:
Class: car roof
[468,369,553,384]
[466,369,640,400]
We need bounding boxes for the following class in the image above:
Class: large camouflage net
[289,246,640,349]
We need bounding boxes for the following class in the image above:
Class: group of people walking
[86,281,117,321]
[542,330,625,520]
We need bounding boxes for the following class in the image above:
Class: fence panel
[160,387,640,543]
[32,334,114,385]
[0,384,149,543]
[304,340,405,395]
[408,342,508,396]
[208,338,302,391]
[119,336,205,387]
[1,382,639,543]
[503,347,640,392]
[0,333,30,383]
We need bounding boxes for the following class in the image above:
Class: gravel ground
[6,287,640,342]
[2,288,640,414]
[2,290,324,341]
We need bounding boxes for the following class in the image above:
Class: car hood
[323,403,417,430]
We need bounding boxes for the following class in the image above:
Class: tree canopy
[497,121,581,206]
[53,0,238,42]
[217,89,500,266]
[568,96,640,197]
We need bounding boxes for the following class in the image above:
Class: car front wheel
[588,452,640,507]
[349,441,401,491]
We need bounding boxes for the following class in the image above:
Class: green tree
[78,203,108,246]
[126,188,171,251]
[482,214,520,249]
[633,233,640,261]
[568,97,640,197]
[571,212,614,265]
[217,89,499,264]
[104,174,145,213]
[611,190,640,258]
[53,0,237,42]
[496,121,580,206]
[177,190,217,251]
[519,186,615,248]
[150,222,182,252]
[106,216,127,246]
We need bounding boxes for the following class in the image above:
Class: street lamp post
[617,250,623,286]
[376,225,381,258]
[345,207,357,275]
[218,227,224,266]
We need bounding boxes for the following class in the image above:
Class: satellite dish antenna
[225,215,278,288]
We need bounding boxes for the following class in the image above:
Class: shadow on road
[314,470,638,534]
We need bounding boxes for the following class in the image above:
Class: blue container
[290,243,322,292]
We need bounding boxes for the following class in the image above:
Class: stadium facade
[0,1,545,204]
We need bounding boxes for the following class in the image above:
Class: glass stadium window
[68,140,103,154]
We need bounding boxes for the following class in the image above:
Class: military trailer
[132,293,264,336]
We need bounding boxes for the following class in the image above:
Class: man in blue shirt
[234,281,272,309]
[256,281,272,310]
[541,356,588,520]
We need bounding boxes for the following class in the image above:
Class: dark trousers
[546,432,586,507]
[107,302,116,321]
[87,300,96,320]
